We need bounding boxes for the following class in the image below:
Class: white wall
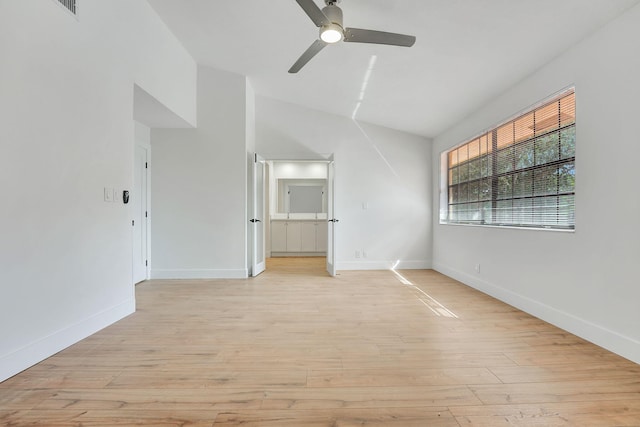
[257,97,432,270]
[270,162,328,216]
[151,67,251,279]
[432,4,640,363]
[272,162,329,180]
[0,1,197,381]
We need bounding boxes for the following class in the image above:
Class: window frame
[439,87,576,232]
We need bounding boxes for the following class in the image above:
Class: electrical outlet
[362,250,367,258]
[113,189,121,203]
[355,250,361,258]
[475,263,481,273]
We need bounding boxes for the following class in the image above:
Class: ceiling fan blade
[288,39,327,73]
[344,28,416,47]
[295,0,331,27]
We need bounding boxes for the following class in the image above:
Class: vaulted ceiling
[148,0,640,138]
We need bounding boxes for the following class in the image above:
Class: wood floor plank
[0,409,217,426]
[489,363,640,384]
[451,399,640,426]
[306,367,502,387]
[1,257,639,425]
[469,378,640,405]
[106,369,308,389]
[213,407,458,426]
[31,388,265,411]
[258,385,482,409]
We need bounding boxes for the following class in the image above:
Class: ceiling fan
[289,0,416,73]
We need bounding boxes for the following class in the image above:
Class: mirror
[278,179,327,213]
[289,185,323,213]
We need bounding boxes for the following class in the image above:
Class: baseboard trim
[433,261,640,365]
[271,252,326,257]
[151,269,248,279]
[337,260,432,271]
[0,298,135,383]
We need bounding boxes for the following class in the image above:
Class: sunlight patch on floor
[391,263,458,318]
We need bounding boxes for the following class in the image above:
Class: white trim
[0,298,134,382]
[433,261,640,365]
[134,123,152,283]
[150,269,248,279]
[145,147,151,280]
[337,260,432,271]
[271,252,327,257]
[438,221,575,233]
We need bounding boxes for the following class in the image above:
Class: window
[54,0,77,16]
[443,89,575,229]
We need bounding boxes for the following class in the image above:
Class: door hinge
[145,260,148,266]
[145,162,148,169]
[132,220,135,226]
[145,211,148,218]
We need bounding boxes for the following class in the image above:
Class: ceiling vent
[55,0,77,16]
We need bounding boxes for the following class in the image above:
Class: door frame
[250,153,266,277]
[253,154,336,276]
[326,154,337,277]
[133,130,151,284]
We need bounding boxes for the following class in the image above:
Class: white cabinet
[300,222,317,252]
[271,220,327,255]
[270,221,287,252]
[316,221,328,252]
[286,221,302,252]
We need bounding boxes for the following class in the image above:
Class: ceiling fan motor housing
[322,4,343,28]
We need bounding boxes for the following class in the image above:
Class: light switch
[104,187,113,202]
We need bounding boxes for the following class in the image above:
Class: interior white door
[326,155,337,276]
[132,144,148,284]
[251,153,266,276]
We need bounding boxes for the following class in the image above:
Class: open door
[326,155,337,276]
[250,153,266,276]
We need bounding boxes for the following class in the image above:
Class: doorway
[133,124,150,284]
[251,157,336,277]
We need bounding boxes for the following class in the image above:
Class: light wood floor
[2,258,640,426]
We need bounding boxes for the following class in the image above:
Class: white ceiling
[147,0,640,138]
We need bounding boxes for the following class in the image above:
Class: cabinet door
[286,221,302,252]
[316,221,328,252]
[271,221,287,252]
[300,222,317,252]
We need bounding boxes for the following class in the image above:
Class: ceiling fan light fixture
[320,24,343,43]
[289,0,415,73]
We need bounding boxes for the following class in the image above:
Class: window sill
[438,221,575,233]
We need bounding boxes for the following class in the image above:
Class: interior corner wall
[431,4,640,363]
[0,1,197,382]
[256,97,433,270]
[150,67,251,279]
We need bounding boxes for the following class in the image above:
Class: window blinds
[446,89,576,229]
[57,0,77,15]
